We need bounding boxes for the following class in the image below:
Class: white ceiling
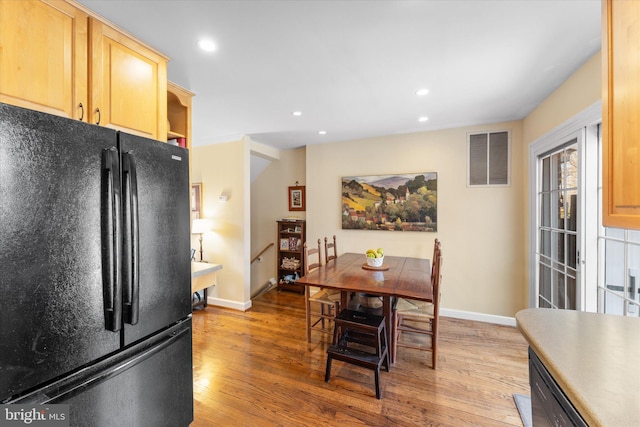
[77,0,602,151]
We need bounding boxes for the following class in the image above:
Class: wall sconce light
[191,218,213,262]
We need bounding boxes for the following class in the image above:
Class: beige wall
[306,121,526,317]
[192,138,251,309]
[191,51,601,318]
[250,147,306,296]
[523,52,601,145]
[521,51,601,306]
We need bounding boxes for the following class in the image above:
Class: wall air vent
[468,131,510,187]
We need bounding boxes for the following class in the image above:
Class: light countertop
[516,308,640,427]
[191,262,223,278]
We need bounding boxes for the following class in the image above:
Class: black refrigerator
[0,103,193,426]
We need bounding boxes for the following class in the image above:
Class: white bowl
[366,256,384,267]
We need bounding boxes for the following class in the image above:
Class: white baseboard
[440,308,516,327]
[206,297,252,311]
[203,298,517,326]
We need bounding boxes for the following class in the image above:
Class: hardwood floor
[191,289,530,426]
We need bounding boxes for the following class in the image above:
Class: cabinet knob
[94,107,101,125]
[78,103,84,121]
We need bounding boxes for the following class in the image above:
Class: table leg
[305,286,311,343]
[340,291,348,312]
[382,296,393,366]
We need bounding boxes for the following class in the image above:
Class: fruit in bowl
[365,248,384,267]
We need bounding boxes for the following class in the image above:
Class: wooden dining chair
[322,234,343,303]
[392,239,442,368]
[304,240,340,342]
[431,238,440,284]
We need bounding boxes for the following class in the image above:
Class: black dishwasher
[529,348,587,427]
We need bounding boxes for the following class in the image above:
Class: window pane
[605,239,625,294]
[566,275,576,310]
[540,264,551,303]
[627,245,640,302]
[542,157,550,192]
[552,152,562,191]
[540,255,552,268]
[566,191,577,232]
[565,147,578,190]
[541,193,550,227]
[555,192,564,229]
[540,229,551,258]
[469,134,487,185]
[627,302,640,317]
[629,230,640,244]
[567,233,577,269]
[552,231,565,266]
[604,289,625,315]
[554,270,565,308]
[489,132,508,185]
[606,227,624,239]
[539,296,551,308]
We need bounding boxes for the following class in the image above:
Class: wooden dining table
[296,252,432,364]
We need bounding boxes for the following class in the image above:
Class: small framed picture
[280,238,290,250]
[289,237,298,251]
[288,185,305,211]
[191,183,203,218]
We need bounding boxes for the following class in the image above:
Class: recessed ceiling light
[418,116,429,122]
[416,89,429,96]
[197,38,216,52]
[318,130,327,135]
[292,111,302,117]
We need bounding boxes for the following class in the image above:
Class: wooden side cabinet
[602,0,640,229]
[276,220,306,293]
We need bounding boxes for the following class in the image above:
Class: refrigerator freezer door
[118,133,191,345]
[12,319,194,427]
[0,103,121,400]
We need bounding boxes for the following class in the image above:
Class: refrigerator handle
[122,151,140,325]
[101,147,122,332]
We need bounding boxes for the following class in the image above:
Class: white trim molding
[207,297,252,311]
[528,101,602,308]
[440,308,516,327]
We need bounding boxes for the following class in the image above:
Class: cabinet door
[90,19,168,140]
[0,0,88,120]
[602,0,640,228]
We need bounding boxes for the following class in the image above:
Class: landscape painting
[342,173,437,232]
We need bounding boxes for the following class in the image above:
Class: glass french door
[537,139,580,309]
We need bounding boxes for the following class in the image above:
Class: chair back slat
[304,239,323,274]
[432,240,442,308]
[324,235,337,264]
[431,238,440,285]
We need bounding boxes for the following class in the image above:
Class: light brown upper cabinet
[0,0,88,120]
[89,18,168,139]
[602,0,640,229]
[0,0,169,140]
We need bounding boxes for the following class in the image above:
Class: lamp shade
[192,218,212,234]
